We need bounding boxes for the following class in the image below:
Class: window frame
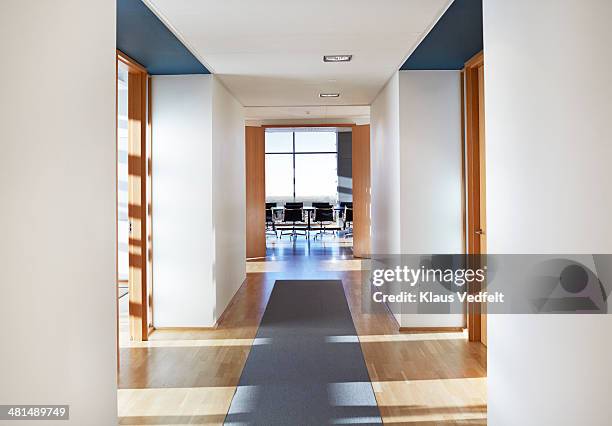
[265,130,338,201]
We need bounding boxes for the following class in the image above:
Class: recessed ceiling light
[323,55,352,63]
[319,93,340,98]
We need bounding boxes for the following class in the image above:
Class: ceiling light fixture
[323,55,352,63]
[319,93,340,98]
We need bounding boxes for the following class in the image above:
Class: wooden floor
[118,239,487,425]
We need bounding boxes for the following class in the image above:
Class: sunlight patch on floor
[246,261,288,273]
[372,377,487,424]
[355,331,467,343]
[118,387,235,419]
[319,259,363,271]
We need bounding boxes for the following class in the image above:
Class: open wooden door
[145,76,154,336]
[119,51,150,342]
[352,124,371,258]
[245,126,266,259]
[465,52,487,345]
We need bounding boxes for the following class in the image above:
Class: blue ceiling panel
[401,0,482,70]
[117,0,210,75]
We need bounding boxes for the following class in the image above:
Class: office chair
[311,202,330,228]
[339,202,353,228]
[265,202,277,237]
[284,202,307,231]
[284,202,304,210]
[279,204,306,240]
[343,206,353,238]
[313,203,335,239]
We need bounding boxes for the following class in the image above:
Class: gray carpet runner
[224,279,382,425]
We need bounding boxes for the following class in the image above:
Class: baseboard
[152,326,218,331]
[149,277,248,333]
[399,327,465,333]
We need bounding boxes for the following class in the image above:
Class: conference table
[270,206,345,238]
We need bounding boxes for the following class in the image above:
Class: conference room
[264,127,354,251]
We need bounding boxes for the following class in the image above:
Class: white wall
[212,79,246,321]
[370,71,464,328]
[370,72,401,256]
[152,75,214,326]
[0,1,117,424]
[398,71,464,328]
[152,75,245,327]
[398,71,463,255]
[484,0,612,424]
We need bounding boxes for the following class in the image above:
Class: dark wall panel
[401,0,482,70]
[337,132,352,202]
[117,0,210,75]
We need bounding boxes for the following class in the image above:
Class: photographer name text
[372,290,505,304]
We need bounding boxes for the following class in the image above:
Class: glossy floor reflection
[118,238,487,425]
[265,234,354,259]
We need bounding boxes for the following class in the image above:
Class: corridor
[118,245,486,424]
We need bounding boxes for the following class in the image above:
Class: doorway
[265,127,351,255]
[245,124,371,262]
[464,51,487,345]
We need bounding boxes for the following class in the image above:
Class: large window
[265,129,338,203]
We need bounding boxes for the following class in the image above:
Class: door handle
[475,229,485,235]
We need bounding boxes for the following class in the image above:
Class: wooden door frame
[245,126,266,259]
[117,50,150,343]
[352,124,371,258]
[463,51,485,342]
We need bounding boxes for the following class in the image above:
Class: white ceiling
[146,0,451,107]
[245,105,370,124]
